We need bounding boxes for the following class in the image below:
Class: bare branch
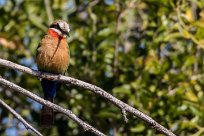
[0,58,176,136]
[0,98,43,136]
[0,77,105,136]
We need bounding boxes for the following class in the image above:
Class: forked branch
[0,58,176,136]
[0,77,105,136]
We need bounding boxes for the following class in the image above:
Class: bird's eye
[56,23,61,29]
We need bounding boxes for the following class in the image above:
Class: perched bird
[36,20,70,128]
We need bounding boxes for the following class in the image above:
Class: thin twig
[44,0,54,24]
[0,58,176,136]
[0,98,43,136]
[0,77,105,136]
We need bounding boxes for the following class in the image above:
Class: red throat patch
[48,29,64,39]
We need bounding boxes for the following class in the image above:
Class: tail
[40,79,60,128]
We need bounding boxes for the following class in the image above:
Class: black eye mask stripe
[49,24,69,36]
[49,24,58,29]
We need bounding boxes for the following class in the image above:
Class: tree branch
[0,77,105,136]
[0,98,43,136]
[0,58,176,136]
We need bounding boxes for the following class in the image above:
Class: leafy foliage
[0,0,204,135]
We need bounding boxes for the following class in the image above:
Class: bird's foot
[37,71,44,81]
[57,74,62,79]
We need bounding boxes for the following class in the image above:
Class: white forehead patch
[58,22,70,32]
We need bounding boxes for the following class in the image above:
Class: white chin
[50,28,62,35]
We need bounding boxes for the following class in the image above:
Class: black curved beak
[61,30,69,37]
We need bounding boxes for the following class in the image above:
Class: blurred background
[0,0,204,136]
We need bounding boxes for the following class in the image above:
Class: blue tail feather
[40,79,61,127]
[41,79,60,99]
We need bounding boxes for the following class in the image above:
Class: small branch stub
[121,109,128,123]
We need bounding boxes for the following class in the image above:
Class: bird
[36,20,70,128]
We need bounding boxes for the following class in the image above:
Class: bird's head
[49,20,70,38]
